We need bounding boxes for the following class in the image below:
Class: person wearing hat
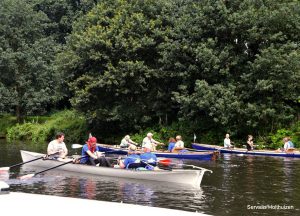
[120,135,138,148]
[142,132,164,151]
[80,136,111,167]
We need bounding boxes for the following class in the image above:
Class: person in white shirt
[47,132,68,159]
[171,135,185,152]
[224,133,233,148]
[120,135,138,148]
[142,132,163,151]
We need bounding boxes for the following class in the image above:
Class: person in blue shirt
[167,137,176,152]
[287,137,294,148]
[80,137,111,167]
[140,144,158,170]
[118,144,141,169]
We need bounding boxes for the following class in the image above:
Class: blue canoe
[97,144,217,160]
[192,143,300,158]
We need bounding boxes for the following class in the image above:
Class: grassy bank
[6,110,88,144]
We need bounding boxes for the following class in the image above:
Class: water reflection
[1,140,300,215]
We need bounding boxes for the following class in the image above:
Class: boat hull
[97,144,215,160]
[20,150,212,188]
[192,143,300,158]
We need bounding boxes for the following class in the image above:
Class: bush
[6,110,88,143]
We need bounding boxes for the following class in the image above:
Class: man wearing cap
[142,132,163,151]
[80,137,111,167]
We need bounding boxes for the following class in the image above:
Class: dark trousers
[88,156,111,167]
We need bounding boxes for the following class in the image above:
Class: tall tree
[57,0,179,135]
[0,0,60,121]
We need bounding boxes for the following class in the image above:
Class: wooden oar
[0,152,58,171]
[18,156,85,180]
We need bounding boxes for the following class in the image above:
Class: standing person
[47,132,68,159]
[80,137,111,167]
[224,133,233,148]
[142,132,163,151]
[120,135,138,148]
[172,135,185,152]
[246,135,254,151]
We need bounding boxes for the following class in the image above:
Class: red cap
[88,137,97,144]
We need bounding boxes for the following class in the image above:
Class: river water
[0,140,299,216]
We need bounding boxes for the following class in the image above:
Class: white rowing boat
[20,150,212,188]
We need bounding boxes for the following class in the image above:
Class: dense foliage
[59,0,299,143]
[0,0,299,147]
[0,0,61,122]
[6,110,88,143]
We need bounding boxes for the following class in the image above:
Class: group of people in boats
[223,133,295,152]
[120,132,185,153]
[46,132,171,170]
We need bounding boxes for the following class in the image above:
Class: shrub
[6,110,88,143]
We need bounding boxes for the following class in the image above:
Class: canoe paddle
[18,156,86,180]
[0,152,58,172]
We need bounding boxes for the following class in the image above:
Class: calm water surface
[0,140,299,216]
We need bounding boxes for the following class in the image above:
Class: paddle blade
[0,167,10,172]
[72,144,83,149]
[19,173,35,180]
[159,159,171,166]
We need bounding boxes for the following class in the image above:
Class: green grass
[6,110,88,143]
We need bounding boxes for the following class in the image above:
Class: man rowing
[142,132,164,151]
[80,137,111,167]
[47,132,68,160]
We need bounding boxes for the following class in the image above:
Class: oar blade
[72,144,83,149]
[158,159,171,166]
[0,167,10,172]
[19,173,35,180]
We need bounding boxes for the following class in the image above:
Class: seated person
[80,137,111,167]
[167,137,176,152]
[140,144,158,167]
[142,132,164,151]
[47,132,68,160]
[287,137,294,148]
[118,145,141,169]
[120,135,138,148]
[172,135,185,152]
[224,133,233,148]
[283,137,295,153]
[246,135,254,151]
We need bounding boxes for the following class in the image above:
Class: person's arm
[86,150,98,159]
[129,139,138,145]
[152,139,164,145]
[61,143,68,158]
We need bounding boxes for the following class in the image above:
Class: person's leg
[88,157,96,166]
[98,156,111,167]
